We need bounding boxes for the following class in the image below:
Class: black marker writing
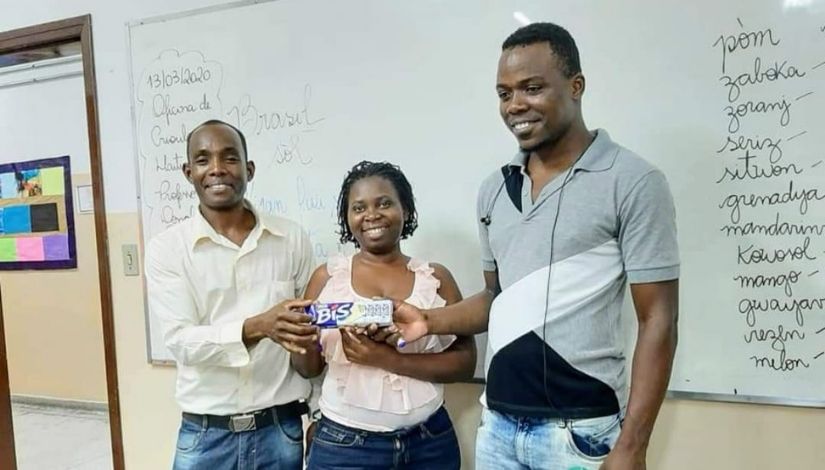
[715,150,801,183]
[716,134,783,163]
[739,295,825,327]
[734,269,801,297]
[151,123,187,148]
[720,212,825,237]
[719,58,805,102]
[713,24,781,73]
[737,236,817,265]
[719,180,825,223]
[724,97,792,134]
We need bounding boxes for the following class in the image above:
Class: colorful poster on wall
[0,156,76,270]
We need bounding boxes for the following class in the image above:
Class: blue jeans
[475,408,622,470]
[306,406,460,470]
[172,412,303,470]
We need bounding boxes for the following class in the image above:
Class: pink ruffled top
[317,254,456,432]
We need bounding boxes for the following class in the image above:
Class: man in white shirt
[146,119,319,469]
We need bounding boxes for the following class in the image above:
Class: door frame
[0,288,15,470]
[0,15,124,470]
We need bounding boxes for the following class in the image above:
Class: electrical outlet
[122,244,139,276]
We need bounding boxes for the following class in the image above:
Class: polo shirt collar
[507,129,618,174]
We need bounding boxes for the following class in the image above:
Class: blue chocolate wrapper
[305,300,393,328]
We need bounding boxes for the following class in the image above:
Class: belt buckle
[228,413,256,433]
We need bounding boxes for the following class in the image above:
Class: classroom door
[0,16,123,470]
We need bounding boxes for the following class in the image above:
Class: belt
[182,401,308,433]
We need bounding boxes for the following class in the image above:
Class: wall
[1,1,824,469]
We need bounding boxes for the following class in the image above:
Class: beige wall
[106,213,179,467]
[2,174,107,403]
[445,384,825,470]
[106,210,825,469]
[649,398,825,469]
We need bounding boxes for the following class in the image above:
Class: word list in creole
[714,18,825,373]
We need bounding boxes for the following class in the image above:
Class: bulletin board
[0,155,76,270]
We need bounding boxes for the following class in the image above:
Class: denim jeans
[306,406,460,470]
[172,412,303,470]
[475,408,622,470]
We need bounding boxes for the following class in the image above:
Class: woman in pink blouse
[294,161,476,469]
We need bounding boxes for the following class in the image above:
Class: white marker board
[128,0,825,402]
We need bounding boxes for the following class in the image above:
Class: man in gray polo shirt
[393,22,679,470]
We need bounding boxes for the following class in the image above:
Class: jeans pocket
[312,420,362,448]
[478,408,489,428]
[176,420,205,453]
[277,415,304,444]
[564,414,621,461]
[419,408,456,439]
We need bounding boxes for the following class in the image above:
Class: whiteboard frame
[123,0,825,405]
[127,0,269,28]
[126,0,279,366]
[667,390,825,408]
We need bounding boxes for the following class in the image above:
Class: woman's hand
[364,324,404,347]
[340,327,398,368]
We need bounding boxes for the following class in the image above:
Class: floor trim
[11,394,108,412]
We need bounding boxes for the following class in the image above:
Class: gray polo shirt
[478,129,679,418]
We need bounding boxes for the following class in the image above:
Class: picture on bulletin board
[0,156,76,270]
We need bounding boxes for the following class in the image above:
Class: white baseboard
[11,394,108,412]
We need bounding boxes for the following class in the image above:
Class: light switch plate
[122,244,140,276]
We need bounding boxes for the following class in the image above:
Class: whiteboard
[128,0,825,402]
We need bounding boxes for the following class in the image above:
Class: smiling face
[496,42,584,152]
[346,176,406,254]
[183,122,255,211]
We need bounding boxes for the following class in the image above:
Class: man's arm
[341,331,476,382]
[147,237,315,367]
[393,270,498,341]
[604,280,678,469]
[289,264,329,378]
[241,300,316,352]
[248,226,319,354]
[146,237,249,367]
[396,174,502,341]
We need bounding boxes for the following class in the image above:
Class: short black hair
[502,22,581,78]
[186,119,248,161]
[337,160,418,246]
